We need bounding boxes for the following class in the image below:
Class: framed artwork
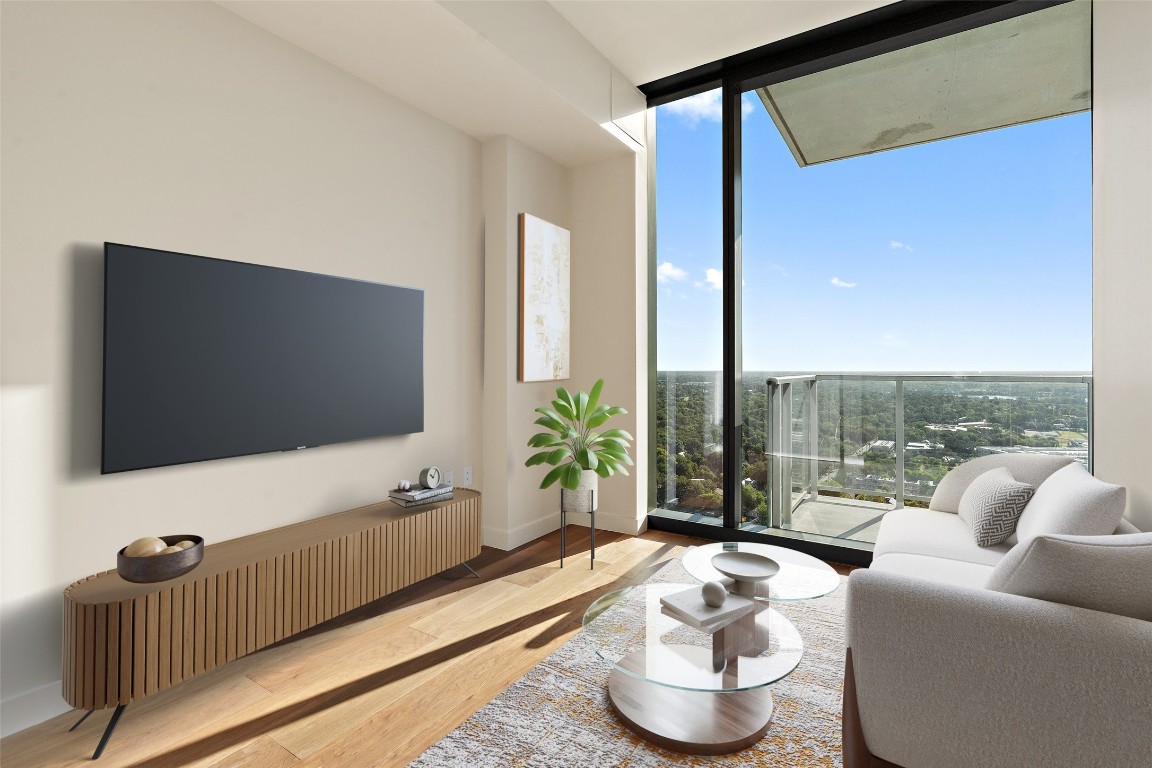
[519,213,571,382]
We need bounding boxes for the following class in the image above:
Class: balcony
[654,372,1092,549]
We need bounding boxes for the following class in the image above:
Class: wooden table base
[606,654,775,755]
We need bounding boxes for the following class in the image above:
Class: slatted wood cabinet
[62,490,481,711]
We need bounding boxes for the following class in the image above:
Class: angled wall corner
[1092,0,1152,531]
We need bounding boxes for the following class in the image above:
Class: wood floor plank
[205,735,300,768]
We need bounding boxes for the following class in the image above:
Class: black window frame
[642,0,1074,566]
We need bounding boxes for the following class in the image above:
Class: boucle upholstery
[986,532,1152,621]
[1013,462,1126,542]
[869,552,993,589]
[846,570,1152,768]
[928,453,1073,514]
[872,508,1010,566]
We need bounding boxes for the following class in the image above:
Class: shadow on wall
[69,242,104,479]
[0,589,68,736]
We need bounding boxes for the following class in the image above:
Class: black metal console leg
[69,709,95,732]
[461,560,480,578]
[91,704,127,760]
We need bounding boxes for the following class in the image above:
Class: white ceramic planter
[561,469,599,514]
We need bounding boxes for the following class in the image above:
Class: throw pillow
[1013,462,1126,542]
[986,532,1152,621]
[957,467,1035,547]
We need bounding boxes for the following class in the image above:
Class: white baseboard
[562,510,645,536]
[1,681,71,738]
[483,509,561,550]
[482,508,646,550]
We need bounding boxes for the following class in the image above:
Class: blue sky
[655,89,1092,373]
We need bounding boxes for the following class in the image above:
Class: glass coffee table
[582,583,802,754]
[581,544,838,754]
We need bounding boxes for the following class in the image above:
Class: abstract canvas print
[519,213,570,382]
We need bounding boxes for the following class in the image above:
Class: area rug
[409,555,848,767]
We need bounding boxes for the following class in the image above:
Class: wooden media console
[61,490,481,758]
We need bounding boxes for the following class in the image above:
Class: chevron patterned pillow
[958,467,1036,547]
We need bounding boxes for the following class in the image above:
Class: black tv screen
[102,243,423,474]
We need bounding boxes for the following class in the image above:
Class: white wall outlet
[463,465,473,486]
[444,469,453,485]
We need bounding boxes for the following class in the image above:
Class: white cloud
[882,333,906,347]
[665,92,720,127]
[705,268,723,290]
[890,240,914,252]
[830,277,857,288]
[664,92,758,127]
[741,94,756,119]
[656,261,688,283]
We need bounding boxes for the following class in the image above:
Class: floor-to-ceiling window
[647,0,1092,560]
[653,88,725,524]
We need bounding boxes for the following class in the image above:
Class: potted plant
[525,379,634,513]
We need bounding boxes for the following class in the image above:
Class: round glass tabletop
[581,583,803,693]
[681,542,840,601]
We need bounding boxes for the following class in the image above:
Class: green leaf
[540,464,567,489]
[594,461,613,478]
[562,427,579,441]
[527,433,564,448]
[534,407,568,426]
[547,447,573,465]
[588,379,604,413]
[554,389,576,420]
[597,428,634,441]
[577,448,599,471]
[585,406,612,429]
[533,414,566,432]
[524,452,551,467]
[561,462,583,490]
[574,391,589,422]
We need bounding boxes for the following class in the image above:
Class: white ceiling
[551,0,893,87]
[217,1,893,167]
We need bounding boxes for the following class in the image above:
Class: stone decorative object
[710,551,780,597]
[123,536,167,557]
[117,535,204,583]
[701,580,727,608]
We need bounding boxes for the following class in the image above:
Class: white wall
[478,137,649,550]
[1093,0,1152,531]
[480,136,572,549]
[0,0,484,735]
[569,151,649,537]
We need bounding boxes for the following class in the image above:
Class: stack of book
[389,484,454,508]
[658,586,754,633]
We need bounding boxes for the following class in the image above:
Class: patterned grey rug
[409,555,849,767]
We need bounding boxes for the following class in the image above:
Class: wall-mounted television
[102,243,423,474]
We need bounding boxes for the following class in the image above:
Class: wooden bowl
[117,535,204,583]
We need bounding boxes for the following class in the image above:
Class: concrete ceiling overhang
[756,0,1092,167]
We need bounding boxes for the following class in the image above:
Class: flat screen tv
[102,243,423,474]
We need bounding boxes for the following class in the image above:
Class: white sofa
[843,454,1152,768]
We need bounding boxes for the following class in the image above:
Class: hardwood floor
[1,527,854,767]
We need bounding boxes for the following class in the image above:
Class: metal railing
[764,373,1093,530]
